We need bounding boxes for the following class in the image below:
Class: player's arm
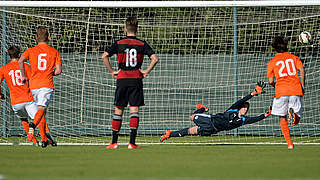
[18,56,28,83]
[228,81,265,110]
[268,78,275,88]
[54,64,62,76]
[102,52,118,78]
[140,54,159,78]
[298,67,305,93]
[243,106,272,125]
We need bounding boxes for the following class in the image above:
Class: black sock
[130,129,137,145]
[170,128,189,137]
[29,122,35,129]
[112,130,119,144]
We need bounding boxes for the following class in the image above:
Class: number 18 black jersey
[106,36,155,79]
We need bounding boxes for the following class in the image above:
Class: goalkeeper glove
[265,106,272,117]
[252,81,266,96]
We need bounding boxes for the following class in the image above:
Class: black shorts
[114,78,144,107]
[193,114,217,136]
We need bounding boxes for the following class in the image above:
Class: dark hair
[125,17,138,33]
[8,46,20,59]
[241,102,250,110]
[272,36,288,53]
[36,26,49,42]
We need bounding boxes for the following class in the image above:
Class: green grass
[0,144,320,180]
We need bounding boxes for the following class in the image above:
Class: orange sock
[32,109,45,127]
[21,121,38,144]
[280,119,293,146]
[38,118,48,142]
[45,121,51,133]
[21,121,29,133]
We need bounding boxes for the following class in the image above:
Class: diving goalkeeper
[160,82,272,142]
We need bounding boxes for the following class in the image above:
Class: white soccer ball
[299,31,312,43]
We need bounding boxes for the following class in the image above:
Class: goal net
[0,1,319,145]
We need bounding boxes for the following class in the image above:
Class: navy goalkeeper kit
[194,94,266,136]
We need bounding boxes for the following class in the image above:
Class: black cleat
[41,141,49,148]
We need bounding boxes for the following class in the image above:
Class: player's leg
[12,103,39,145]
[106,80,128,149]
[280,116,294,149]
[288,95,303,126]
[128,106,141,149]
[30,88,53,147]
[44,122,57,146]
[127,81,144,149]
[271,96,293,149]
[160,126,197,142]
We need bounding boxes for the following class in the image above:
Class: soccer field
[1,144,319,180]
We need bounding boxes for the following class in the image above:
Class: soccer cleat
[196,104,209,112]
[41,141,49,148]
[288,108,298,126]
[288,144,294,150]
[128,143,141,149]
[27,127,35,142]
[46,133,57,146]
[105,142,118,149]
[160,130,172,143]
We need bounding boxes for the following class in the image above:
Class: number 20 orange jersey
[267,52,304,98]
[0,61,34,105]
[21,43,62,90]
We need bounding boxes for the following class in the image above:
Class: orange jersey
[267,52,304,98]
[0,61,34,105]
[22,43,62,90]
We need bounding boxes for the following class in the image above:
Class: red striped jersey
[106,36,155,79]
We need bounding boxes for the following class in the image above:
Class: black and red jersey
[106,36,155,79]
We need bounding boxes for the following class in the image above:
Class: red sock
[129,113,139,129]
[33,109,45,127]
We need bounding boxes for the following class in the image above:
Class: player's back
[114,36,154,79]
[0,61,34,105]
[267,52,304,98]
[22,43,61,90]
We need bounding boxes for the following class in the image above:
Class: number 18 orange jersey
[21,43,62,90]
[267,52,304,98]
[0,61,34,105]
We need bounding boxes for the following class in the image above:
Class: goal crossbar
[0,1,320,8]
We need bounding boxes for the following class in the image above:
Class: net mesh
[0,5,319,144]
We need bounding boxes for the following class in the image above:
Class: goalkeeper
[160,82,272,142]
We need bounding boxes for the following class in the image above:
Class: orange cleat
[106,142,118,149]
[27,127,34,142]
[196,104,209,112]
[160,130,172,143]
[128,143,141,149]
[288,108,300,126]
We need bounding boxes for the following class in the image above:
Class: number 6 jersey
[267,52,304,98]
[106,36,155,79]
[21,43,62,90]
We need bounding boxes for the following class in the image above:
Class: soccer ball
[299,31,312,43]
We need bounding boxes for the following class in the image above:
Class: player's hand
[111,70,119,78]
[264,106,272,117]
[0,93,5,101]
[21,76,28,84]
[140,70,149,78]
[252,81,266,96]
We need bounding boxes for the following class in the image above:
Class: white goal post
[0,1,319,145]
